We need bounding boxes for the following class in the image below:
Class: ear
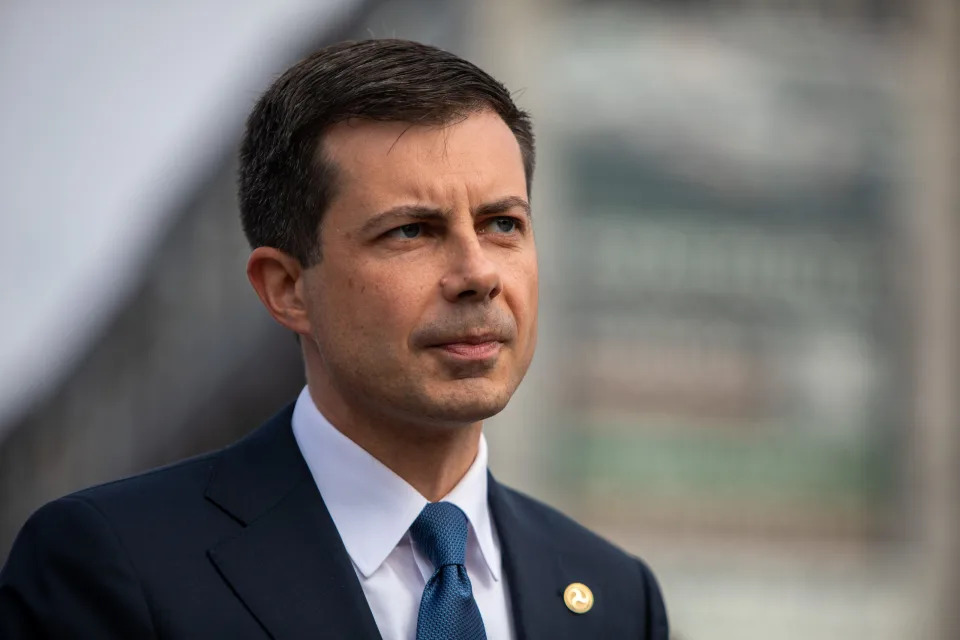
[246,246,312,335]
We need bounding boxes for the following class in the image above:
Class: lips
[428,333,505,360]
[437,341,502,359]
[432,333,502,346]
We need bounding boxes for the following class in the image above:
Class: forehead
[320,110,527,206]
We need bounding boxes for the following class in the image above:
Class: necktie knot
[409,501,468,570]
[410,501,486,639]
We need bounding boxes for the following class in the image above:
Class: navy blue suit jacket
[0,405,668,639]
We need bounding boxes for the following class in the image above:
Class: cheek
[326,263,430,339]
[506,258,539,336]
[525,273,539,341]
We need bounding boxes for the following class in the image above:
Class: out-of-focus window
[480,1,925,637]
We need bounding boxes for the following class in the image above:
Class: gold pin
[563,582,594,614]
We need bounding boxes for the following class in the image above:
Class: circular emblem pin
[563,582,594,614]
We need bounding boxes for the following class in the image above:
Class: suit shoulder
[65,448,222,514]
[494,482,670,636]
[2,492,158,637]
[496,483,638,564]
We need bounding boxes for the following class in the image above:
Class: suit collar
[488,474,561,640]
[204,405,382,639]
[488,474,610,640]
[204,404,304,525]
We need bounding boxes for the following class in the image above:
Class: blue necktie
[409,502,487,640]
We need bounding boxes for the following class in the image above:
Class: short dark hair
[238,38,536,266]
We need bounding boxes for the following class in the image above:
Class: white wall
[0,0,360,433]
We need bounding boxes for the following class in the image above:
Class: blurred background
[1,0,957,638]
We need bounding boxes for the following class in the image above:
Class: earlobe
[246,247,312,335]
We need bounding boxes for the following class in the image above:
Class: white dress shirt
[291,387,515,640]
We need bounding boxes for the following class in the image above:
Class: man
[0,39,668,639]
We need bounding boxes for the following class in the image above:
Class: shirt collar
[290,386,501,581]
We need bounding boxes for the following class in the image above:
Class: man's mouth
[430,333,504,360]
[435,340,502,359]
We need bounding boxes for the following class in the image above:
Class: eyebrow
[475,196,531,219]
[359,196,531,236]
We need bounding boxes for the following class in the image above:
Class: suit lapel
[488,475,609,640]
[205,407,382,640]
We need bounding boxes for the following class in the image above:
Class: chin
[437,400,509,424]
[418,380,515,425]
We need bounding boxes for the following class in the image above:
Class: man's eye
[386,223,422,239]
[485,217,519,234]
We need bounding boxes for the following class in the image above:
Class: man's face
[301,110,538,428]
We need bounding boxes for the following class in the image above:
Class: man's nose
[440,235,502,303]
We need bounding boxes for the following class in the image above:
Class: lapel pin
[563,582,594,614]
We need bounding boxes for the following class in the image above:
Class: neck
[304,378,482,503]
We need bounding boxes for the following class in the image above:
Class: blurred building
[1,0,957,639]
